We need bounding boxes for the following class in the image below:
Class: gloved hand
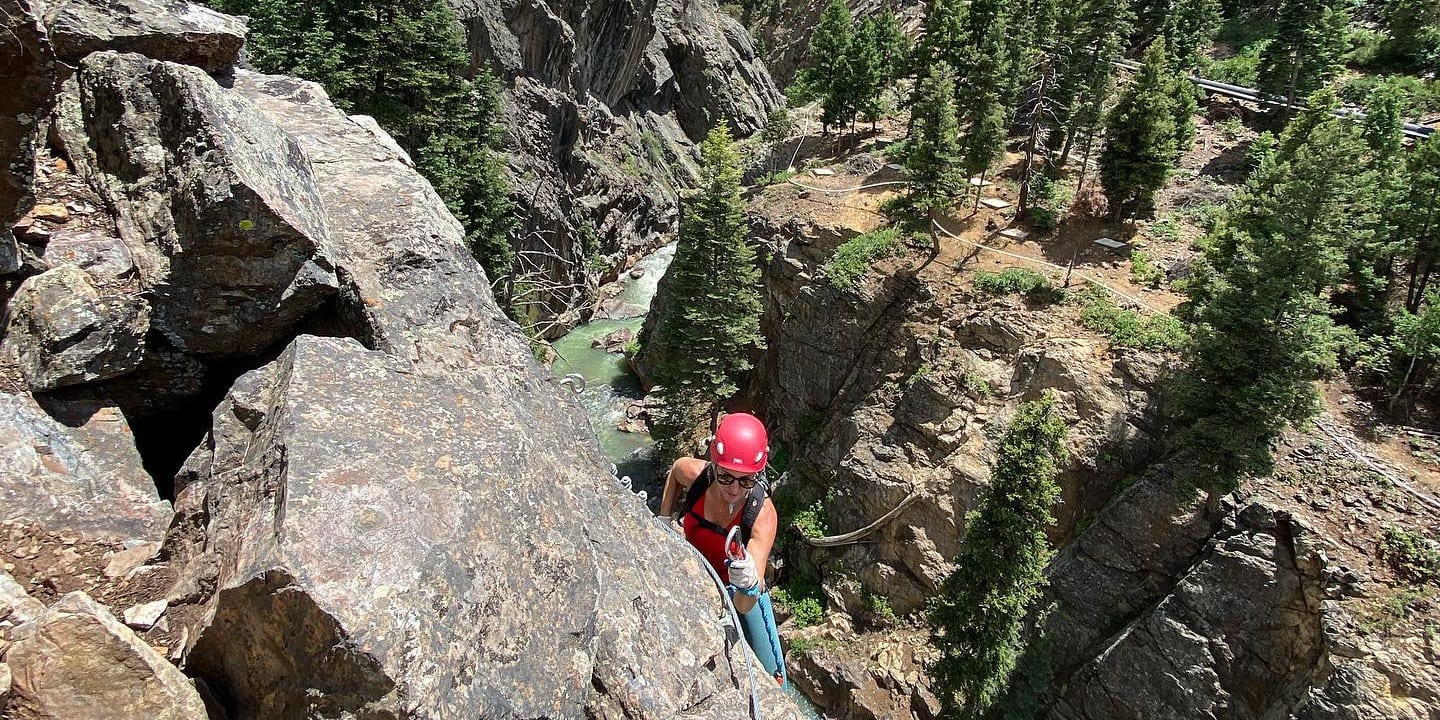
[727,554,760,593]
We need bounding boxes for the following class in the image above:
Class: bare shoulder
[669,457,708,487]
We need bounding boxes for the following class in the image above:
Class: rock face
[167,335,796,719]
[0,392,169,543]
[4,264,148,390]
[41,0,246,71]
[0,0,56,274]
[451,0,781,326]
[1049,502,1328,719]
[3,591,208,720]
[0,1,799,716]
[57,51,337,358]
[747,190,1167,620]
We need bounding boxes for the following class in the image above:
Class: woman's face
[715,466,755,505]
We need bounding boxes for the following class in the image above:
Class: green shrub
[823,226,904,289]
[973,268,1067,304]
[1027,205,1059,231]
[759,169,797,186]
[1129,250,1166,289]
[793,493,833,538]
[1204,43,1265,87]
[974,267,1048,295]
[772,577,826,629]
[1217,117,1244,140]
[963,373,993,397]
[1382,526,1440,584]
[883,137,911,165]
[1078,287,1187,351]
[867,592,899,625]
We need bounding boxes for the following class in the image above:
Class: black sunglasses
[715,467,759,489]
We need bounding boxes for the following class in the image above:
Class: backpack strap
[680,465,770,544]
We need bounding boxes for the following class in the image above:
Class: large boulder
[166,335,797,719]
[231,71,534,379]
[3,591,208,720]
[1049,504,1329,719]
[55,51,338,358]
[0,392,169,543]
[0,570,46,628]
[41,0,246,71]
[3,264,148,390]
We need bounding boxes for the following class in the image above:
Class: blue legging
[734,590,788,687]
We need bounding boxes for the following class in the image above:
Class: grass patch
[973,267,1067,304]
[772,574,826,629]
[1362,586,1429,635]
[1382,526,1440,584]
[1077,286,1187,351]
[822,226,905,289]
[758,168,796,186]
[1204,43,1265,87]
[1129,250,1166,289]
[963,373,993,397]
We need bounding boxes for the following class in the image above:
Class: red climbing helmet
[710,413,769,474]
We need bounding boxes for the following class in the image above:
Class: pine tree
[651,127,765,409]
[1163,0,1222,72]
[917,0,968,75]
[1383,0,1440,72]
[1400,137,1440,312]
[907,63,968,210]
[851,19,886,131]
[1050,0,1131,166]
[929,393,1067,720]
[803,0,857,133]
[1171,73,1199,159]
[761,107,795,177]
[956,17,1010,207]
[1173,93,1362,494]
[1346,81,1406,332]
[1099,40,1178,216]
[1256,0,1348,111]
[871,11,909,85]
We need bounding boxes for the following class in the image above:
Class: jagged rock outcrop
[0,1,801,717]
[0,392,169,543]
[55,51,338,359]
[41,0,246,71]
[0,0,56,277]
[451,0,782,327]
[4,264,148,389]
[1050,502,1329,719]
[748,190,1167,620]
[166,335,795,718]
[3,591,209,720]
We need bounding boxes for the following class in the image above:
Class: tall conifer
[1256,0,1348,111]
[1099,40,1178,215]
[929,393,1067,720]
[651,127,764,406]
[907,63,967,210]
[1174,93,1362,494]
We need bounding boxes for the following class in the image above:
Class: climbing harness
[612,467,764,720]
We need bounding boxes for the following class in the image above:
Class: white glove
[727,554,759,592]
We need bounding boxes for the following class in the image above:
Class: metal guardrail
[1111,59,1435,140]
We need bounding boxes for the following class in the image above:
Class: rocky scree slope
[0,1,798,718]
[739,178,1440,719]
[450,0,782,330]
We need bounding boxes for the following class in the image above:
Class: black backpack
[678,464,769,544]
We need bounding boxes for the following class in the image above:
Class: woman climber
[658,411,788,687]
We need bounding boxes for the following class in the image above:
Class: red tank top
[684,492,741,584]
